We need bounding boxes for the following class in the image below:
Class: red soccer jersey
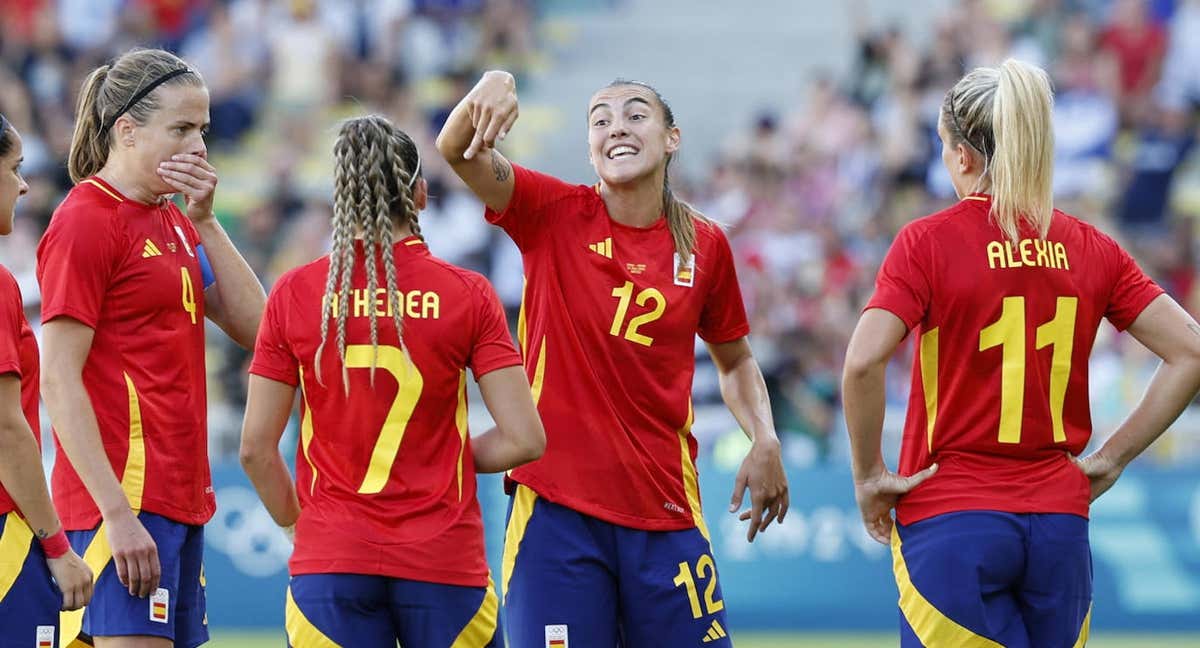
[37,177,213,528]
[866,195,1164,525]
[0,264,40,517]
[486,164,750,531]
[249,238,522,587]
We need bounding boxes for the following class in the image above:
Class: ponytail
[68,65,112,183]
[989,59,1055,242]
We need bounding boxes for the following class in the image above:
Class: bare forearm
[241,450,300,527]
[0,421,62,538]
[196,219,265,348]
[842,364,887,479]
[1102,358,1200,467]
[471,427,539,474]
[718,357,778,445]
[43,377,131,520]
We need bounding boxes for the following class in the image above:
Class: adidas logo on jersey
[588,237,612,259]
[702,619,728,642]
[142,239,163,257]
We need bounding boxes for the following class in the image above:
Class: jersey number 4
[978,296,1078,444]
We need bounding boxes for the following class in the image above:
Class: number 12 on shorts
[673,554,724,619]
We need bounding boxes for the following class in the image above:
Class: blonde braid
[359,126,385,384]
[316,132,357,386]
[378,131,406,349]
[333,126,363,394]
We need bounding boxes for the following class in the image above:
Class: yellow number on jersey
[180,267,197,324]
[344,345,424,494]
[673,554,725,620]
[609,281,667,347]
[978,296,1078,444]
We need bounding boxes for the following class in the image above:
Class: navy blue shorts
[64,511,207,648]
[285,573,501,647]
[0,512,60,648]
[892,511,1092,648]
[502,484,731,647]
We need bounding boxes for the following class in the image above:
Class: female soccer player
[240,115,545,648]
[0,114,93,644]
[437,73,789,645]
[843,59,1200,648]
[38,49,265,648]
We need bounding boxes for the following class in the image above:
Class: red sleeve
[0,272,22,378]
[865,223,932,330]
[467,275,522,379]
[37,207,123,328]
[1103,235,1164,331]
[483,163,578,253]
[698,226,751,344]
[248,277,301,386]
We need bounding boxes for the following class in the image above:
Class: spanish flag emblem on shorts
[150,588,170,624]
[37,626,54,648]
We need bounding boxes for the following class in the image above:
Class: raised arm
[435,71,519,212]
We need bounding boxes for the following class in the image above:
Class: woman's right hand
[47,550,94,610]
[104,509,160,597]
[463,71,519,160]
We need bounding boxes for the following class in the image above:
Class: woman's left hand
[158,153,217,223]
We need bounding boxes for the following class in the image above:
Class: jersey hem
[514,477,699,532]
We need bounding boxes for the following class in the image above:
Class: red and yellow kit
[486,164,750,531]
[867,194,1163,524]
[0,264,40,517]
[37,176,213,528]
[249,238,522,587]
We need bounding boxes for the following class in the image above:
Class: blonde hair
[68,48,204,183]
[605,79,710,262]
[314,115,423,391]
[942,59,1055,241]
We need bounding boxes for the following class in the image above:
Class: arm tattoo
[36,528,48,539]
[491,149,511,182]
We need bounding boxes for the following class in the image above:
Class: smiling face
[112,83,210,196]
[586,84,680,187]
[0,128,28,236]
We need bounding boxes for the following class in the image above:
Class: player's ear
[956,142,973,175]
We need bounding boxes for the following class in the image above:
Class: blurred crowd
[692,0,1200,467]
[1,0,1198,467]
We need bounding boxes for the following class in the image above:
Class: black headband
[947,91,993,160]
[101,67,193,135]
